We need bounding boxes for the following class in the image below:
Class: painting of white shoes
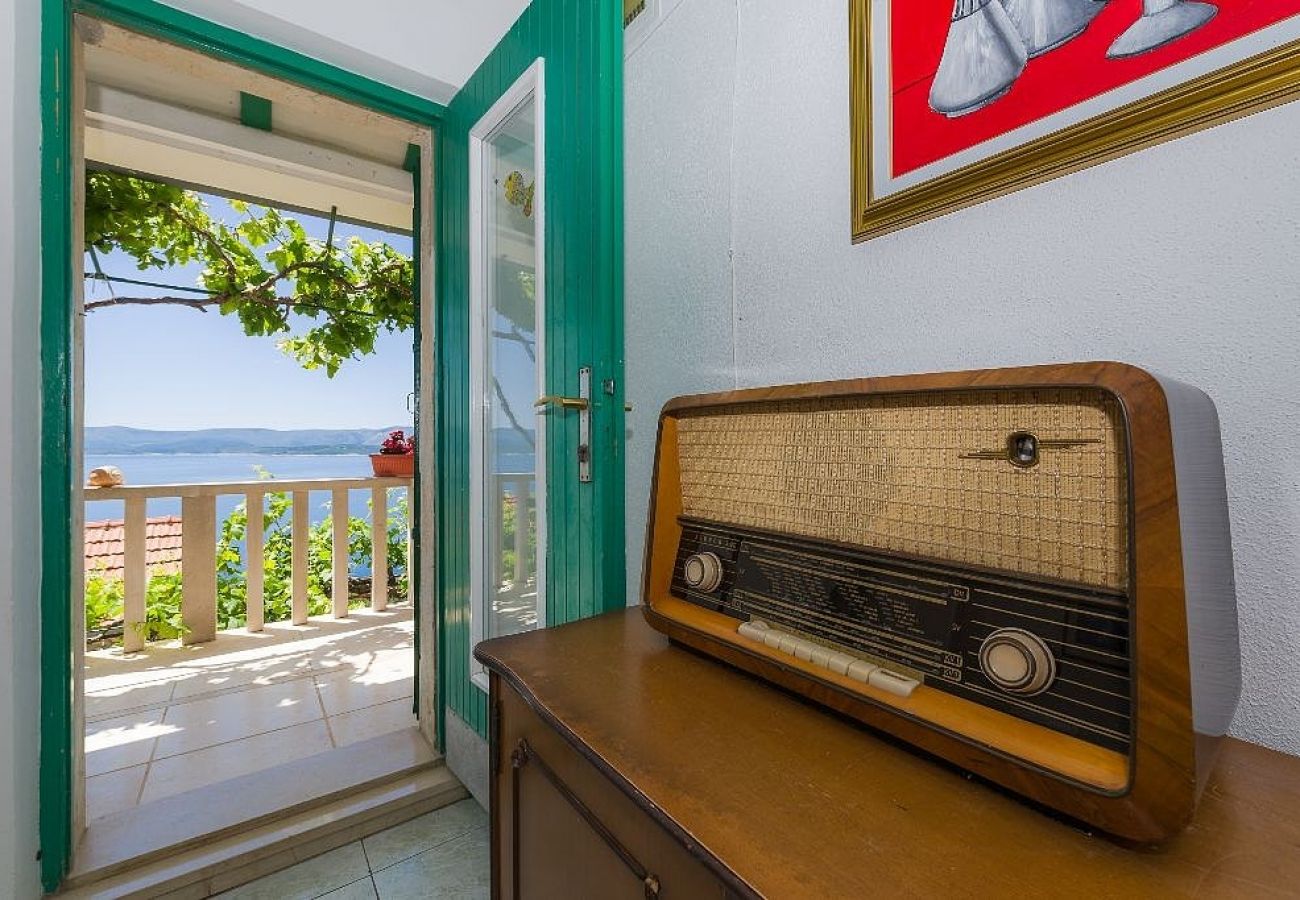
[930,0,1216,117]
[852,0,1300,239]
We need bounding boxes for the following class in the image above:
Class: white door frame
[467,58,546,690]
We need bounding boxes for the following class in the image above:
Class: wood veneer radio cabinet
[477,610,1300,899]
[642,362,1240,842]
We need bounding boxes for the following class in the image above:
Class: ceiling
[78,2,535,229]
[80,17,430,230]
[155,0,534,104]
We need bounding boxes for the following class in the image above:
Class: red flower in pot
[371,430,415,477]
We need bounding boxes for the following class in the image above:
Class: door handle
[535,397,631,412]
[534,395,589,411]
[537,367,593,483]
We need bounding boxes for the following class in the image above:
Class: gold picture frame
[851,1,1300,242]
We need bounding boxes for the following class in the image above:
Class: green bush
[497,489,537,586]
[140,572,185,642]
[84,565,124,629]
[86,489,411,646]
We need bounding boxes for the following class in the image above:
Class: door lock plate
[535,367,592,482]
[577,367,592,483]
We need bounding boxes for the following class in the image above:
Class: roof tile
[85,516,184,579]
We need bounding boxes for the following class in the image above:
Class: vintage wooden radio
[641,362,1239,842]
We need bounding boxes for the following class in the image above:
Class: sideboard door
[492,677,736,899]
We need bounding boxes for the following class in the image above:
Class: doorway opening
[66,15,443,883]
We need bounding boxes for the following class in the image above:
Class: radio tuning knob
[978,628,1056,696]
[683,552,724,593]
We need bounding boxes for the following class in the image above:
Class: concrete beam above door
[84,84,415,231]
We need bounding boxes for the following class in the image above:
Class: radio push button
[979,628,1056,695]
[683,552,724,593]
[846,660,879,683]
[868,669,920,697]
[731,623,917,697]
[826,652,855,676]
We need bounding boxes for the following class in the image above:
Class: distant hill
[85,426,415,455]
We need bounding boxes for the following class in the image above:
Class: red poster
[889,0,1300,177]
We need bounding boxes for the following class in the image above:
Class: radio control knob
[683,552,723,593]
[979,628,1055,696]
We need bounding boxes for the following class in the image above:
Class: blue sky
[83,195,415,430]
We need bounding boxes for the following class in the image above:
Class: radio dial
[683,552,724,593]
[979,628,1055,696]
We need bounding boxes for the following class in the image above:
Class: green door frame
[38,1,444,890]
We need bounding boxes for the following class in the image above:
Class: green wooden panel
[409,146,423,724]
[437,0,625,738]
[403,142,422,174]
[239,91,273,131]
[39,0,73,891]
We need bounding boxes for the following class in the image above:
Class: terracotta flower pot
[371,452,415,477]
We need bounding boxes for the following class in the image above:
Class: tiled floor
[217,798,489,899]
[83,604,417,822]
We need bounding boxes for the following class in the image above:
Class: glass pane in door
[480,93,541,640]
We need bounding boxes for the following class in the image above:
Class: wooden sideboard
[475,608,1300,898]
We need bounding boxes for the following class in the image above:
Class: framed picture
[850,0,1300,240]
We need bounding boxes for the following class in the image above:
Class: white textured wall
[0,0,45,893]
[625,0,1300,755]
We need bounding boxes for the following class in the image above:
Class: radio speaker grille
[675,388,1128,590]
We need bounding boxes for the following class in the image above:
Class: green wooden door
[437,0,624,740]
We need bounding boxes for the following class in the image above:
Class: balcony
[77,474,444,877]
[84,475,414,650]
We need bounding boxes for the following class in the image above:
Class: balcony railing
[85,475,413,652]
[494,472,534,595]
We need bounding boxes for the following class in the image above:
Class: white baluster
[245,490,264,632]
[180,494,217,644]
[122,496,147,652]
[513,477,528,590]
[332,488,349,619]
[405,486,413,603]
[292,490,309,624]
[371,485,388,611]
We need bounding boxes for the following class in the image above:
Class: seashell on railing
[87,465,124,487]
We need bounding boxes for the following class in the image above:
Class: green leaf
[85,171,416,377]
